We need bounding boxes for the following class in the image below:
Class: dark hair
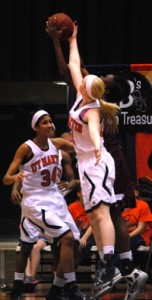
[103,75,131,103]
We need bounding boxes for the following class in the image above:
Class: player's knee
[61,231,74,247]
[92,210,104,225]
[32,243,42,253]
[20,242,34,258]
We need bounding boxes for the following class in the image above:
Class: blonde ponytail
[91,77,105,100]
[99,99,120,135]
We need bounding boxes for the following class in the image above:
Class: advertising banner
[119,64,152,133]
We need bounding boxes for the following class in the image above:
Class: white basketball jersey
[20,139,59,195]
[69,95,104,155]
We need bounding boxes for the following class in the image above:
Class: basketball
[48,12,74,40]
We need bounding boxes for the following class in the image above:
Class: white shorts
[77,148,116,212]
[20,187,80,244]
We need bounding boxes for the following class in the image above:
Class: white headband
[86,75,98,100]
[31,110,49,129]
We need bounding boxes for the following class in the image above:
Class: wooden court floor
[1,282,152,300]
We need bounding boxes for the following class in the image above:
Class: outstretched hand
[46,17,64,41]
[68,23,78,43]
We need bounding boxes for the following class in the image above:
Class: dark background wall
[0,0,152,236]
[0,0,152,82]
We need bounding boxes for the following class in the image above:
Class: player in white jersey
[45,20,148,300]
[69,97,116,210]
[3,110,91,300]
[68,24,121,291]
[11,127,80,292]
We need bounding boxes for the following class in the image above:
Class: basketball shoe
[45,285,63,300]
[63,282,95,300]
[93,266,122,298]
[10,280,23,300]
[123,268,148,300]
[92,254,116,298]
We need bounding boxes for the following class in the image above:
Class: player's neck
[33,137,48,150]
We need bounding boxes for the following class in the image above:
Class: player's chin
[46,131,55,138]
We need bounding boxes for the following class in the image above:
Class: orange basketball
[48,12,74,40]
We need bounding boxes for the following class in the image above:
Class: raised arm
[46,18,74,88]
[68,25,83,95]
